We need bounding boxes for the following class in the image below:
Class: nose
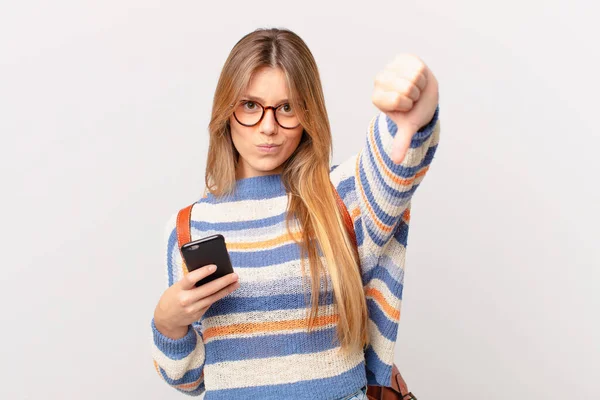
[259,108,277,135]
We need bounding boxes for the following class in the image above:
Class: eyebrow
[242,95,289,105]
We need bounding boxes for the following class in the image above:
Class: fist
[372,54,439,164]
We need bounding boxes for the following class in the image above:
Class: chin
[251,160,284,174]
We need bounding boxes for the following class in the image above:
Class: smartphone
[180,234,235,287]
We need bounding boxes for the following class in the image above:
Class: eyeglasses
[232,100,301,129]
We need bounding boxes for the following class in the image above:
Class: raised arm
[333,54,440,253]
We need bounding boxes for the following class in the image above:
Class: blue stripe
[203,362,367,400]
[335,176,356,199]
[167,227,178,287]
[355,218,364,247]
[364,346,392,386]
[200,174,287,203]
[152,320,198,360]
[190,211,287,231]
[394,219,410,247]
[204,327,340,364]
[204,291,335,316]
[363,264,404,299]
[228,242,302,267]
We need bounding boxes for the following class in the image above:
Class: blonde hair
[205,28,369,353]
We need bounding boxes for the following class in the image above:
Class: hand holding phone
[153,234,238,339]
[153,264,240,340]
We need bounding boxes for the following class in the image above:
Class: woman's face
[230,67,304,179]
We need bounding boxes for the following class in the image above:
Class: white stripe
[234,258,304,283]
[192,196,289,223]
[330,153,359,185]
[151,330,205,381]
[204,347,365,390]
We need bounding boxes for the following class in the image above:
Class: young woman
[151,28,440,400]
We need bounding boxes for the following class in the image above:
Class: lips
[256,144,281,153]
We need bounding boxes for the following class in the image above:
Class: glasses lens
[275,103,299,129]
[235,101,263,126]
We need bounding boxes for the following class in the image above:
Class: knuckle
[392,93,404,107]
[178,294,189,307]
[185,274,196,286]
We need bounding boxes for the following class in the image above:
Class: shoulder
[329,155,359,197]
[163,191,209,242]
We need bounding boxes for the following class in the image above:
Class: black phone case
[180,234,235,287]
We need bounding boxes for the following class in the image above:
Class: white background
[1,1,598,399]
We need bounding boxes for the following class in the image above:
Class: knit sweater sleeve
[331,106,440,257]
[150,213,206,396]
[330,107,440,386]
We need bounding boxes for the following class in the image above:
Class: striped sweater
[151,107,440,399]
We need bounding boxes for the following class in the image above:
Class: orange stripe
[402,208,411,224]
[176,373,204,390]
[203,314,339,340]
[226,231,302,250]
[153,360,161,376]
[351,207,360,220]
[365,287,400,321]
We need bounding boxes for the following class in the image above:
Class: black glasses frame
[232,100,301,129]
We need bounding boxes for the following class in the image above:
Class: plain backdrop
[1,1,598,399]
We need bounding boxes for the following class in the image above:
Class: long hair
[205,28,369,353]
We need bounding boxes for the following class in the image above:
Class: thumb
[391,121,416,164]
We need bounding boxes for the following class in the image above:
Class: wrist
[153,316,189,340]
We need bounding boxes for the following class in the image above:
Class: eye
[280,103,293,113]
[243,101,257,110]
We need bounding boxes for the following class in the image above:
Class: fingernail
[209,265,217,272]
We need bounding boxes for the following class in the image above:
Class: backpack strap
[176,203,194,275]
